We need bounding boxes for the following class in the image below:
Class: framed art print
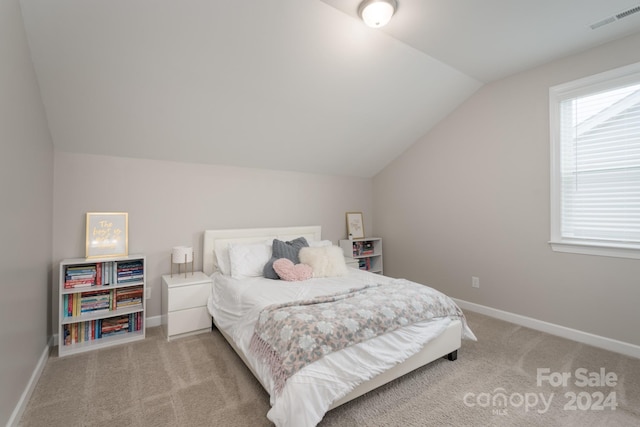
[86,212,129,258]
[346,212,365,239]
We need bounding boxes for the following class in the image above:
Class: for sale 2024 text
[537,367,618,411]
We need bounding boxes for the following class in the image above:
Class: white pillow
[215,248,231,275]
[308,239,333,247]
[228,242,272,279]
[299,246,348,278]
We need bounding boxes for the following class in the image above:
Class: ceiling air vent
[616,5,640,19]
[589,4,640,30]
[589,16,616,29]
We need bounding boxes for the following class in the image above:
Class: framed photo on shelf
[85,212,129,258]
[346,212,365,239]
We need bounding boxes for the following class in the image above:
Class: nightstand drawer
[167,282,210,311]
[167,306,211,336]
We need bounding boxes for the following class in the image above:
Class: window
[549,62,640,259]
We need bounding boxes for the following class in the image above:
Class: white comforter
[207,268,475,427]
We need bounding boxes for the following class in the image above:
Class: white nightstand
[161,271,212,341]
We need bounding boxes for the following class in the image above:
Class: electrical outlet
[472,276,480,288]
[146,286,152,299]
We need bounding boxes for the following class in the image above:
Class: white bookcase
[339,237,383,274]
[58,254,146,357]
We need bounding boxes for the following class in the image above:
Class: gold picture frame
[85,212,129,258]
[346,212,365,239]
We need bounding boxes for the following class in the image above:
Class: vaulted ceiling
[19,0,640,177]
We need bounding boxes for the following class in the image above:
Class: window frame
[549,62,640,260]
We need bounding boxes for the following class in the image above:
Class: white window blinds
[550,62,640,258]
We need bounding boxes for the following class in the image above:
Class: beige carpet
[19,311,640,426]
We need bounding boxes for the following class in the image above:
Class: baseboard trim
[7,336,52,427]
[146,314,161,328]
[454,298,640,359]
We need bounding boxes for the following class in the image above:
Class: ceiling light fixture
[358,0,397,28]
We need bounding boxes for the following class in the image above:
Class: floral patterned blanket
[249,279,467,395]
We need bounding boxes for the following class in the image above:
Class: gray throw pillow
[263,237,309,279]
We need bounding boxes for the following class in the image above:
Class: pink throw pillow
[273,258,312,281]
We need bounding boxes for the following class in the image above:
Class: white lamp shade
[172,246,193,264]
[359,0,396,28]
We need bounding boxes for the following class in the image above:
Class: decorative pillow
[272,258,313,281]
[263,237,309,279]
[228,242,272,279]
[299,246,348,278]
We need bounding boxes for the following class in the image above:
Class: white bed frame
[203,225,462,411]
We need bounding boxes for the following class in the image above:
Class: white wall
[0,0,54,424]
[52,152,372,328]
[373,32,640,347]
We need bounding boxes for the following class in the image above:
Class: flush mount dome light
[358,0,397,28]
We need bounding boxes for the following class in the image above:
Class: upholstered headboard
[202,225,322,276]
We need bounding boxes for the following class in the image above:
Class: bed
[203,225,475,426]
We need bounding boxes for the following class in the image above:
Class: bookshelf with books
[58,255,146,357]
[339,238,383,274]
